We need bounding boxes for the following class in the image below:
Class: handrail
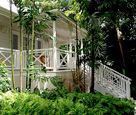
[57,48,76,54]
[32,48,53,52]
[0,47,19,52]
[100,63,131,82]
[83,63,131,99]
[96,63,131,98]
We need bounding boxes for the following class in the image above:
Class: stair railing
[95,64,131,99]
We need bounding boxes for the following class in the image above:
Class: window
[13,34,18,49]
[38,40,41,49]
[23,37,27,50]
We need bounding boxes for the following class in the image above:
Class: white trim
[53,21,57,71]
[0,6,17,18]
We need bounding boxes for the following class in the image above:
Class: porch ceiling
[43,9,87,46]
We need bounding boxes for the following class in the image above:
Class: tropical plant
[25,55,48,89]
[0,90,135,115]
[82,17,107,93]
[71,69,88,92]
[13,0,25,93]
[0,61,10,92]
[96,0,136,75]
[13,0,54,89]
[10,0,15,89]
[50,76,66,90]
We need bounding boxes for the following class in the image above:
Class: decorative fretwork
[0,47,18,68]
[31,48,53,69]
[58,49,68,69]
[95,64,131,99]
[57,49,76,70]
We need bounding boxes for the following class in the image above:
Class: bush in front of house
[0,90,135,115]
[40,89,135,115]
[0,61,10,92]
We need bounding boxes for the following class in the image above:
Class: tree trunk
[90,31,95,93]
[26,34,30,89]
[84,58,85,93]
[10,0,15,89]
[20,25,23,93]
[31,0,35,62]
[76,20,79,71]
[29,0,35,89]
[116,25,126,74]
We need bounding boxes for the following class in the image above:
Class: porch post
[126,81,131,99]
[81,38,83,55]
[80,30,84,56]
[68,24,73,69]
[53,21,57,71]
[69,26,73,53]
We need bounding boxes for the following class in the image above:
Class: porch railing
[57,49,76,70]
[29,48,54,70]
[0,47,19,68]
[0,47,76,70]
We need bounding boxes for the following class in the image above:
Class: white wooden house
[0,4,132,99]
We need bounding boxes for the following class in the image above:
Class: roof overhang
[0,6,87,45]
[0,6,17,18]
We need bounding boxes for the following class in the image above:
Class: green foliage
[71,70,86,92]
[40,88,70,99]
[0,90,134,115]
[25,56,49,90]
[50,76,64,89]
[0,61,10,92]
[40,90,135,115]
[0,91,51,115]
[41,0,73,12]
[26,56,65,91]
[131,85,136,100]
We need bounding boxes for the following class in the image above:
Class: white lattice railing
[0,47,76,70]
[94,64,131,99]
[0,47,18,68]
[57,49,76,70]
[30,48,54,69]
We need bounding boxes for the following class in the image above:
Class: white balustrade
[30,48,54,70]
[57,49,76,70]
[95,63,131,99]
[82,63,131,99]
[0,47,76,71]
[0,47,18,68]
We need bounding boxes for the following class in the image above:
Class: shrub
[0,90,135,115]
[0,91,51,115]
[0,61,10,92]
[40,89,135,115]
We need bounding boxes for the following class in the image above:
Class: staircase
[85,63,131,99]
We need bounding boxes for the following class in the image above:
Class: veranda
[0,7,131,99]
[0,8,87,92]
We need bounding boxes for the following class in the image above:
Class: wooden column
[80,30,84,56]
[126,81,131,99]
[68,24,73,69]
[53,21,57,71]
[81,38,83,55]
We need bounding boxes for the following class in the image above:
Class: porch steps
[96,82,125,98]
[92,64,136,114]
[84,63,131,99]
